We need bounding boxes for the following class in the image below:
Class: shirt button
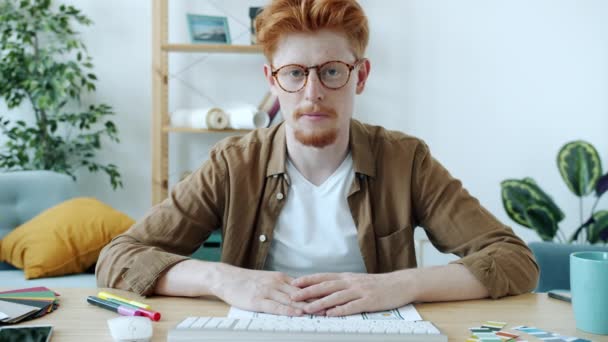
[259,234,267,242]
[276,192,284,200]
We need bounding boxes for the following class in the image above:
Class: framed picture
[249,7,264,44]
[187,14,231,44]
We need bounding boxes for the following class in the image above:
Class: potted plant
[501,140,608,291]
[0,0,122,188]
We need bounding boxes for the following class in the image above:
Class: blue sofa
[0,171,96,288]
[529,241,608,292]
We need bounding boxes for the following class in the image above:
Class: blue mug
[570,251,608,335]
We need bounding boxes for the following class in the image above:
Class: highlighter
[86,296,143,317]
[98,291,152,310]
[106,298,162,321]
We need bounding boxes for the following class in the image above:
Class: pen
[106,298,162,321]
[98,291,152,310]
[86,296,143,317]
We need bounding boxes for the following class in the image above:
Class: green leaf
[588,211,608,244]
[557,140,603,197]
[525,205,559,241]
[520,178,565,221]
[501,178,565,230]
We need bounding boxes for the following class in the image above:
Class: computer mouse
[107,316,153,342]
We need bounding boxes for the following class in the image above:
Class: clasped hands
[213,266,418,317]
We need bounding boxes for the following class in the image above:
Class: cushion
[0,197,134,279]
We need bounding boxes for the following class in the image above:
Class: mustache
[294,104,338,119]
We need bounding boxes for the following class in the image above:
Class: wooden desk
[6,289,607,341]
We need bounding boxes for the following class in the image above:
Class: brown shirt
[96,120,539,297]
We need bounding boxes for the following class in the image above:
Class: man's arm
[96,150,226,295]
[290,264,488,316]
[410,142,539,297]
[154,259,307,316]
[407,264,489,302]
[154,259,218,297]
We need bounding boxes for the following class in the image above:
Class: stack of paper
[228,304,422,321]
[0,287,59,324]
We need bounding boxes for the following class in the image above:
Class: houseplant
[501,140,608,244]
[0,0,122,188]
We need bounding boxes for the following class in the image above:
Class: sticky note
[474,332,501,341]
[495,331,519,339]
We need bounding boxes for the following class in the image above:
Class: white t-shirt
[264,153,367,277]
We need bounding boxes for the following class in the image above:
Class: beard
[292,104,339,148]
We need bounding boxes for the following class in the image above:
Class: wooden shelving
[162,44,263,54]
[163,126,252,134]
[151,0,262,205]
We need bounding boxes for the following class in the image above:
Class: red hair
[255,0,369,61]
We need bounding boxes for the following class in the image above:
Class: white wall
[2,0,607,265]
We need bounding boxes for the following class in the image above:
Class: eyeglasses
[271,60,361,93]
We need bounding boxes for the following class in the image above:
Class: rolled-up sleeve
[411,143,539,298]
[96,149,227,295]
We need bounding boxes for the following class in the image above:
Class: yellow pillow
[0,197,134,279]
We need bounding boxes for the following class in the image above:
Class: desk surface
[4,288,606,342]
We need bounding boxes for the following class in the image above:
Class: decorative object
[187,14,231,44]
[258,92,280,127]
[0,197,134,279]
[224,104,269,130]
[501,140,608,244]
[0,1,122,189]
[170,107,229,130]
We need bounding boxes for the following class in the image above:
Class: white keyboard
[168,316,448,341]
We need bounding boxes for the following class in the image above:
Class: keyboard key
[176,316,197,329]
[190,317,211,329]
[217,318,236,329]
[233,318,251,330]
[372,326,387,333]
[204,317,224,328]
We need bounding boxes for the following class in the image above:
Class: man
[97,0,538,317]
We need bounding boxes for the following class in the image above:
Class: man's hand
[211,264,307,316]
[290,271,417,316]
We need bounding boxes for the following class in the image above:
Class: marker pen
[107,298,160,321]
[106,298,161,321]
[98,291,151,310]
[86,296,143,317]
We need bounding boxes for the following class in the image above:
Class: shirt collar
[266,122,288,177]
[349,119,376,178]
[265,119,376,178]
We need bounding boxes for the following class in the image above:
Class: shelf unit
[151,0,264,205]
[162,44,262,54]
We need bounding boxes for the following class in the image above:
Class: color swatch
[0,287,59,324]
